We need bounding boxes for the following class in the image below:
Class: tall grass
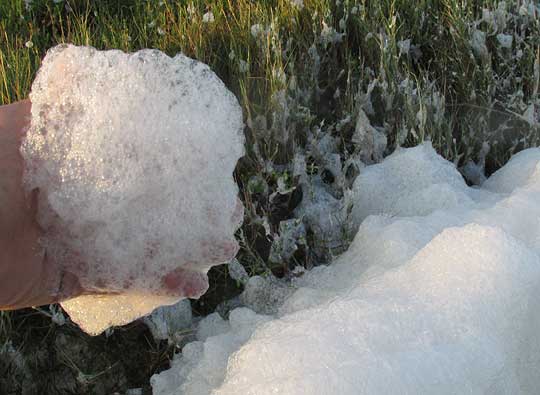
[3,1,538,161]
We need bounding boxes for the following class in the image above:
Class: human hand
[0,100,243,311]
[0,100,82,310]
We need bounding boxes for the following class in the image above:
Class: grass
[1,0,539,393]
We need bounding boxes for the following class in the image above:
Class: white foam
[351,143,472,224]
[22,45,244,335]
[152,144,540,394]
[482,148,540,194]
[144,299,193,342]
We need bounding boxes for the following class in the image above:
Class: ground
[0,0,539,393]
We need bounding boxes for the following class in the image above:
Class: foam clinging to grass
[22,45,245,335]
[153,144,540,394]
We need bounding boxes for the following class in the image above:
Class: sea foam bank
[153,144,540,394]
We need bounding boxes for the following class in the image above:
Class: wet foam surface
[22,45,244,335]
[152,144,540,394]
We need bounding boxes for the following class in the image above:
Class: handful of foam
[21,45,244,335]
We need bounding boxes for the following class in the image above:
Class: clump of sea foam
[21,45,245,335]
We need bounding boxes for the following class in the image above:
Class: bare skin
[0,100,82,309]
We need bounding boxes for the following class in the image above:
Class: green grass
[1,0,540,393]
[3,1,538,161]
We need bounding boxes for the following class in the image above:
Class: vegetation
[1,0,539,393]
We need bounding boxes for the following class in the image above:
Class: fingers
[56,271,84,300]
[159,235,239,301]
[0,99,31,141]
[0,246,54,310]
[162,267,209,298]
[0,253,86,310]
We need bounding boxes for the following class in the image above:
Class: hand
[0,100,243,311]
[0,100,82,310]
